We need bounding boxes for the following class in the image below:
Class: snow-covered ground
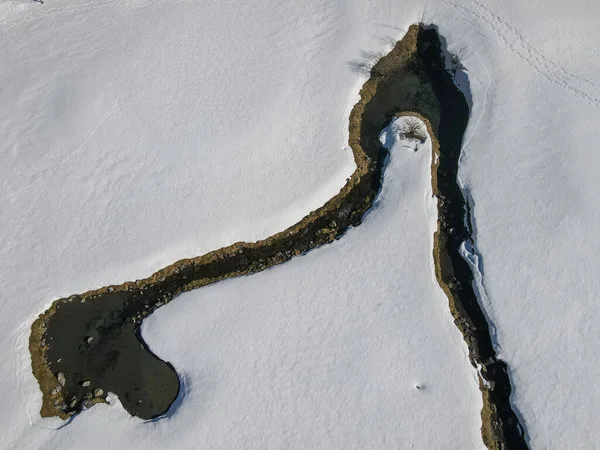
[445,9,600,449]
[2,0,600,448]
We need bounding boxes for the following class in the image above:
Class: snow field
[3,0,600,448]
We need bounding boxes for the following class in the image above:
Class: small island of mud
[30,24,527,449]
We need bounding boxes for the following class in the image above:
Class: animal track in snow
[434,0,600,108]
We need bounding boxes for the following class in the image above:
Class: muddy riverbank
[30,24,526,449]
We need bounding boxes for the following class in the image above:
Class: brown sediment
[30,24,527,448]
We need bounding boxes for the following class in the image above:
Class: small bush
[400,118,427,143]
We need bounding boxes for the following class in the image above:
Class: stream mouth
[30,23,527,449]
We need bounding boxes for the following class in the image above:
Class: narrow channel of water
[416,27,528,449]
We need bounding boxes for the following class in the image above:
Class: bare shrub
[348,50,385,76]
[400,118,427,143]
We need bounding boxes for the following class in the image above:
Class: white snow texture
[1,0,599,448]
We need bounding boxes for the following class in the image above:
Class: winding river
[29,24,527,450]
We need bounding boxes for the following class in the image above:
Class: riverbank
[30,23,526,449]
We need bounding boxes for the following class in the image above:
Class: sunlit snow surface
[2,0,600,448]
